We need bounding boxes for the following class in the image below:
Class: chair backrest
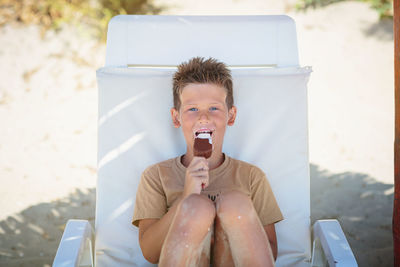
[105,15,299,67]
[96,15,312,267]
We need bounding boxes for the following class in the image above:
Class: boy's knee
[178,194,216,228]
[216,190,255,222]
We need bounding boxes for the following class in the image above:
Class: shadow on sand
[362,17,393,41]
[310,164,394,267]
[0,188,95,267]
[0,165,394,267]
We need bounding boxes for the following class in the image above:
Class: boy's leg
[214,190,275,267]
[159,194,215,267]
[212,213,235,266]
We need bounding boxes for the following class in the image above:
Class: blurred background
[0,0,394,266]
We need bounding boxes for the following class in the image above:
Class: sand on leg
[215,190,275,267]
[159,194,215,267]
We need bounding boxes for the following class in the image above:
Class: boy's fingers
[189,165,208,174]
[192,173,209,180]
[195,167,209,173]
[190,157,209,167]
[191,170,209,178]
[191,157,208,165]
[186,157,209,190]
[192,167,209,174]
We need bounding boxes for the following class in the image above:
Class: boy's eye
[188,108,198,111]
[209,107,218,111]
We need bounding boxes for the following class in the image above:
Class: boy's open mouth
[195,130,213,137]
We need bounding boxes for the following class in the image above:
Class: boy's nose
[199,112,210,123]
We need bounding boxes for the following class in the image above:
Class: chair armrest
[53,219,94,267]
[311,219,357,267]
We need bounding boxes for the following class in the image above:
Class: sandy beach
[0,0,394,266]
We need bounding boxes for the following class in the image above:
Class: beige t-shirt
[132,154,283,227]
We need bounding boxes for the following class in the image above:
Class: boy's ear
[171,108,181,128]
[227,106,237,126]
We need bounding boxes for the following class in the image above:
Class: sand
[0,0,394,266]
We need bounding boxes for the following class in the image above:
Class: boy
[132,57,283,266]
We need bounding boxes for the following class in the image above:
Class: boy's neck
[182,152,225,170]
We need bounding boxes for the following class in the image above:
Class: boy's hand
[183,157,209,197]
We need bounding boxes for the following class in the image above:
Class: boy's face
[171,83,236,158]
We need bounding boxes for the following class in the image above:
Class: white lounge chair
[53,15,358,267]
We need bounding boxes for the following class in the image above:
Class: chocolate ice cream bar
[194,133,213,159]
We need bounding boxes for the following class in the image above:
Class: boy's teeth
[195,130,212,136]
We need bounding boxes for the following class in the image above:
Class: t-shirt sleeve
[132,166,167,227]
[250,167,284,226]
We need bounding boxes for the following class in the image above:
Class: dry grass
[296,0,393,19]
[0,0,164,41]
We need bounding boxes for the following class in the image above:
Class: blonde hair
[172,57,233,110]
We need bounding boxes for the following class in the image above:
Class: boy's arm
[138,196,183,264]
[138,157,209,264]
[264,224,278,260]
